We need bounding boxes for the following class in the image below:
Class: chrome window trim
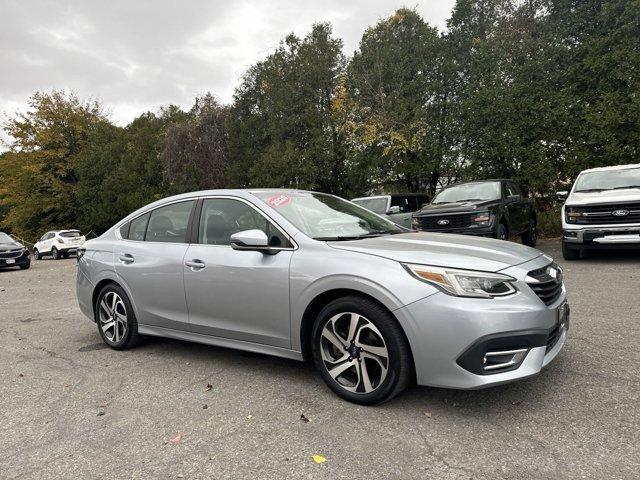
[115,198,198,244]
[115,195,298,251]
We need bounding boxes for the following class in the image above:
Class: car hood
[415,199,501,215]
[0,242,24,251]
[567,188,640,206]
[327,232,543,272]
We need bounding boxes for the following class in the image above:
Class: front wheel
[495,223,508,241]
[20,263,31,270]
[521,217,537,247]
[33,248,40,260]
[95,284,141,350]
[311,296,413,405]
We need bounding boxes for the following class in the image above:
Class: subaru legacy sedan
[76,189,569,404]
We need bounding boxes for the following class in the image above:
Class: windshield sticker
[267,194,291,208]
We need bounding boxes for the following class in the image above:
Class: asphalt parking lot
[0,239,638,480]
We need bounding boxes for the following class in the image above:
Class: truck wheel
[521,218,537,247]
[495,223,508,241]
[562,240,580,260]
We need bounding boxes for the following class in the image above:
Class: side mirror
[507,194,521,203]
[230,229,270,251]
[556,191,568,201]
[387,206,401,214]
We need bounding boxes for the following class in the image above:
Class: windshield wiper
[575,188,607,192]
[315,230,400,241]
[611,185,640,190]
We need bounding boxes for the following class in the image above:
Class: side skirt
[137,324,304,362]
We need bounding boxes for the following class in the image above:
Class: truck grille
[572,202,640,225]
[526,264,563,306]
[416,214,473,230]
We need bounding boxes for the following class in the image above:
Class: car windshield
[0,232,16,243]
[253,192,403,240]
[432,182,501,204]
[574,167,640,192]
[351,197,388,215]
[60,231,81,238]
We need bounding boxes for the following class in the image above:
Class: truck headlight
[472,211,492,226]
[411,217,420,229]
[402,263,517,298]
[565,207,582,223]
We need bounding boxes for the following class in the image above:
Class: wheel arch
[299,288,414,371]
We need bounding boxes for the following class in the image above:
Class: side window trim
[195,195,297,250]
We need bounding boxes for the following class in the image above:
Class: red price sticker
[267,194,291,208]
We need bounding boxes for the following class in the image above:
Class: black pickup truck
[411,179,538,246]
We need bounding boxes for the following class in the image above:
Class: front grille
[0,249,23,259]
[527,264,563,306]
[546,324,560,353]
[571,202,640,225]
[417,213,473,230]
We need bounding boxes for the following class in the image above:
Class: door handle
[185,259,206,270]
[119,253,134,264]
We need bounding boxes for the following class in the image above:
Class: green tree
[346,8,448,195]
[227,23,347,193]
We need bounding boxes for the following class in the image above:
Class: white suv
[33,230,86,260]
[558,164,640,260]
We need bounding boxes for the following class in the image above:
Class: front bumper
[563,225,640,248]
[0,250,31,268]
[394,255,568,389]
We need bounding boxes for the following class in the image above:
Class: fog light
[564,231,578,238]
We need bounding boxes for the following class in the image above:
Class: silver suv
[559,164,640,260]
[76,189,568,404]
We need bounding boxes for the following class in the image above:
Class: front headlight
[402,263,517,298]
[565,207,582,223]
[472,211,492,227]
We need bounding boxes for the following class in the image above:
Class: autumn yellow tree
[0,91,106,239]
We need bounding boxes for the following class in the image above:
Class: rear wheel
[95,284,141,350]
[311,296,412,405]
[562,240,581,260]
[19,263,30,270]
[51,247,60,260]
[521,217,537,247]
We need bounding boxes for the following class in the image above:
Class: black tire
[495,223,508,241]
[95,283,141,350]
[521,217,537,247]
[51,247,60,260]
[19,262,31,270]
[33,248,40,260]
[311,295,413,405]
[562,240,581,260]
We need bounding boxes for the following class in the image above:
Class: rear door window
[146,201,195,243]
[128,213,150,241]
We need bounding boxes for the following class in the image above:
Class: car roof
[579,163,640,174]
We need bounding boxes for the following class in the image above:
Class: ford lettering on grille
[612,209,630,217]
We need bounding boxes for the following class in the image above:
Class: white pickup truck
[558,164,640,260]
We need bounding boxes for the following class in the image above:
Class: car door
[41,232,54,253]
[506,182,528,233]
[115,200,195,331]
[388,196,413,228]
[183,197,294,348]
[504,182,524,235]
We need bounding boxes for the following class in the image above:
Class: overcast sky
[1,0,455,138]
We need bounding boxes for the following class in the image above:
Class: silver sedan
[76,189,569,404]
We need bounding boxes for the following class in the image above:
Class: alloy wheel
[319,312,389,394]
[99,291,128,343]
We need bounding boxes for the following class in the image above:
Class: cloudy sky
[1,0,455,136]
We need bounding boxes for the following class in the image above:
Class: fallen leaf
[64,383,72,388]
[97,410,106,417]
[300,414,310,423]
[100,400,109,407]
[511,400,521,406]
[204,383,213,391]
[424,411,432,418]
[312,454,326,464]
[177,475,184,479]
[246,414,252,420]
[170,434,182,444]
[202,404,209,410]
[17,373,24,378]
